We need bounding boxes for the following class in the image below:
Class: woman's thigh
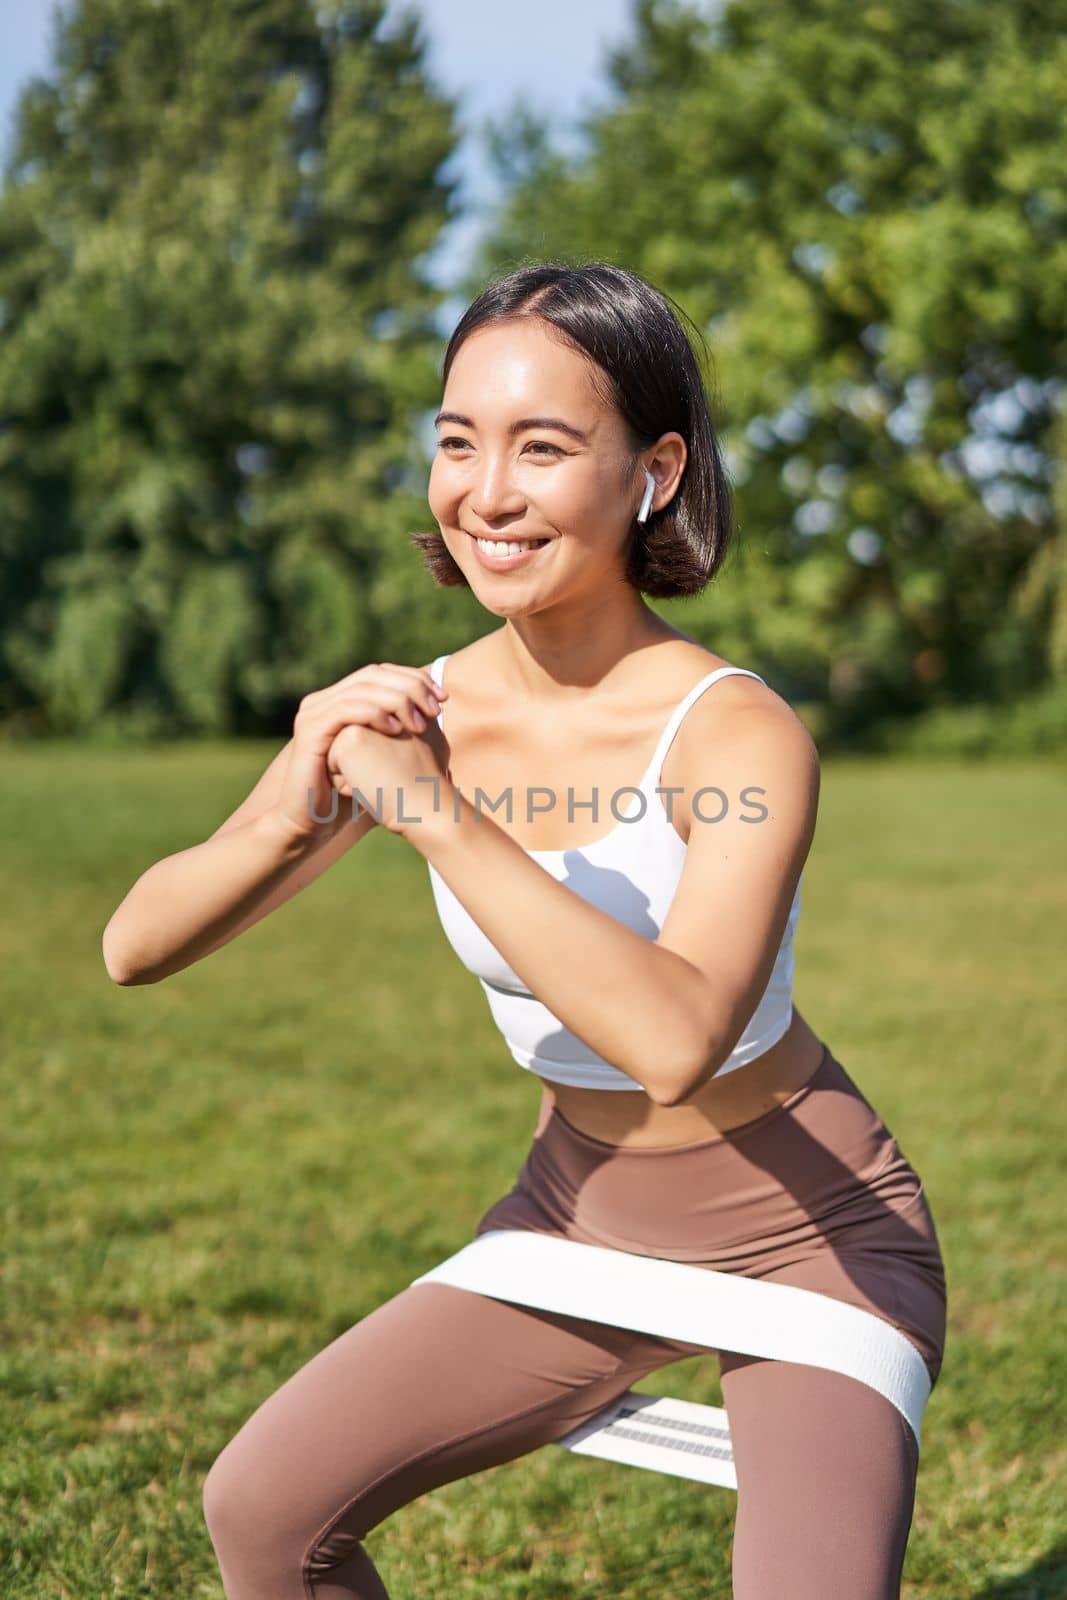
[202,1278,686,1593]
[718,1352,920,1600]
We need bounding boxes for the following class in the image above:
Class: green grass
[2,742,1065,1597]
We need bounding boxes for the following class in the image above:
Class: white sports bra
[424,654,801,1091]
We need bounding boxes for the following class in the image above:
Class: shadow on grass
[973,1543,1067,1599]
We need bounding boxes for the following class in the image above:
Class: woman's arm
[101,742,376,986]
[102,661,445,986]
[400,694,818,1106]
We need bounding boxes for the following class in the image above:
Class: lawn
[1,741,1064,1597]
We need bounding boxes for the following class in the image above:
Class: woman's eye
[436,438,562,457]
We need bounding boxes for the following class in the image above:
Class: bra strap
[643,666,765,790]
[430,654,450,727]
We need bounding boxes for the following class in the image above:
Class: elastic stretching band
[412,1229,932,1448]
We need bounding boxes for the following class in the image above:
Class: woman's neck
[494,612,690,702]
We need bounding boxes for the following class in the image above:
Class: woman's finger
[304,691,422,740]
[321,688,434,736]
[317,663,446,716]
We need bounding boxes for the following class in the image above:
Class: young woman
[104,262,948,1598]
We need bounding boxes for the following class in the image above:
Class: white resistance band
[412,1230,931,1479]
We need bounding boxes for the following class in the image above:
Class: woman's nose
[469,465,525,520]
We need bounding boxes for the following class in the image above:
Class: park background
[1,1,1064,1595]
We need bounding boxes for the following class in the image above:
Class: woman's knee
[201,1412,327,1569]
[201,1426,365,1597]
[201,1431,266,1553]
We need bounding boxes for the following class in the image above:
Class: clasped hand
[327,714,452,839]
[271,661,452,844]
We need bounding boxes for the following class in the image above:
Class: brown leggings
[202,1043,948,1598]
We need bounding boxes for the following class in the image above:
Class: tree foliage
[2,0,1064,748]
[0,0,472,735]
[471,0,1067,739]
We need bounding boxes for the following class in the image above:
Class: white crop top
[424,654,801,1091]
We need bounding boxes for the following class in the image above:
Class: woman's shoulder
[650,640,791,720]
[674,654,819,788]
[652,637,815,773]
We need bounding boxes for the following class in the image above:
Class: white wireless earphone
[636,467,656,524]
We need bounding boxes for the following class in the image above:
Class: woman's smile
[468,531,554,570]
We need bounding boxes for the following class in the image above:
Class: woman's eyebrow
[433,411,590,444]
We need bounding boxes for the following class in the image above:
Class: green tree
[0,0,467,735]
[473,0,1067,742]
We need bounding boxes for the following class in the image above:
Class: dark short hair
[408,260,734,599]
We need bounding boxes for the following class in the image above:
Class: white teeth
[475,537,548,557]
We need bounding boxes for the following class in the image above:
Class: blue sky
[0,0,644,289]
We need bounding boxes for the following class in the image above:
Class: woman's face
[427,319,662,617]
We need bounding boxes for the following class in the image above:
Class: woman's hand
[326,711,452,838]
[271,663,447,842]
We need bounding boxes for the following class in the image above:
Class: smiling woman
[425,313,673,601]
[409,261,732,599]
[197,261,948,1600]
